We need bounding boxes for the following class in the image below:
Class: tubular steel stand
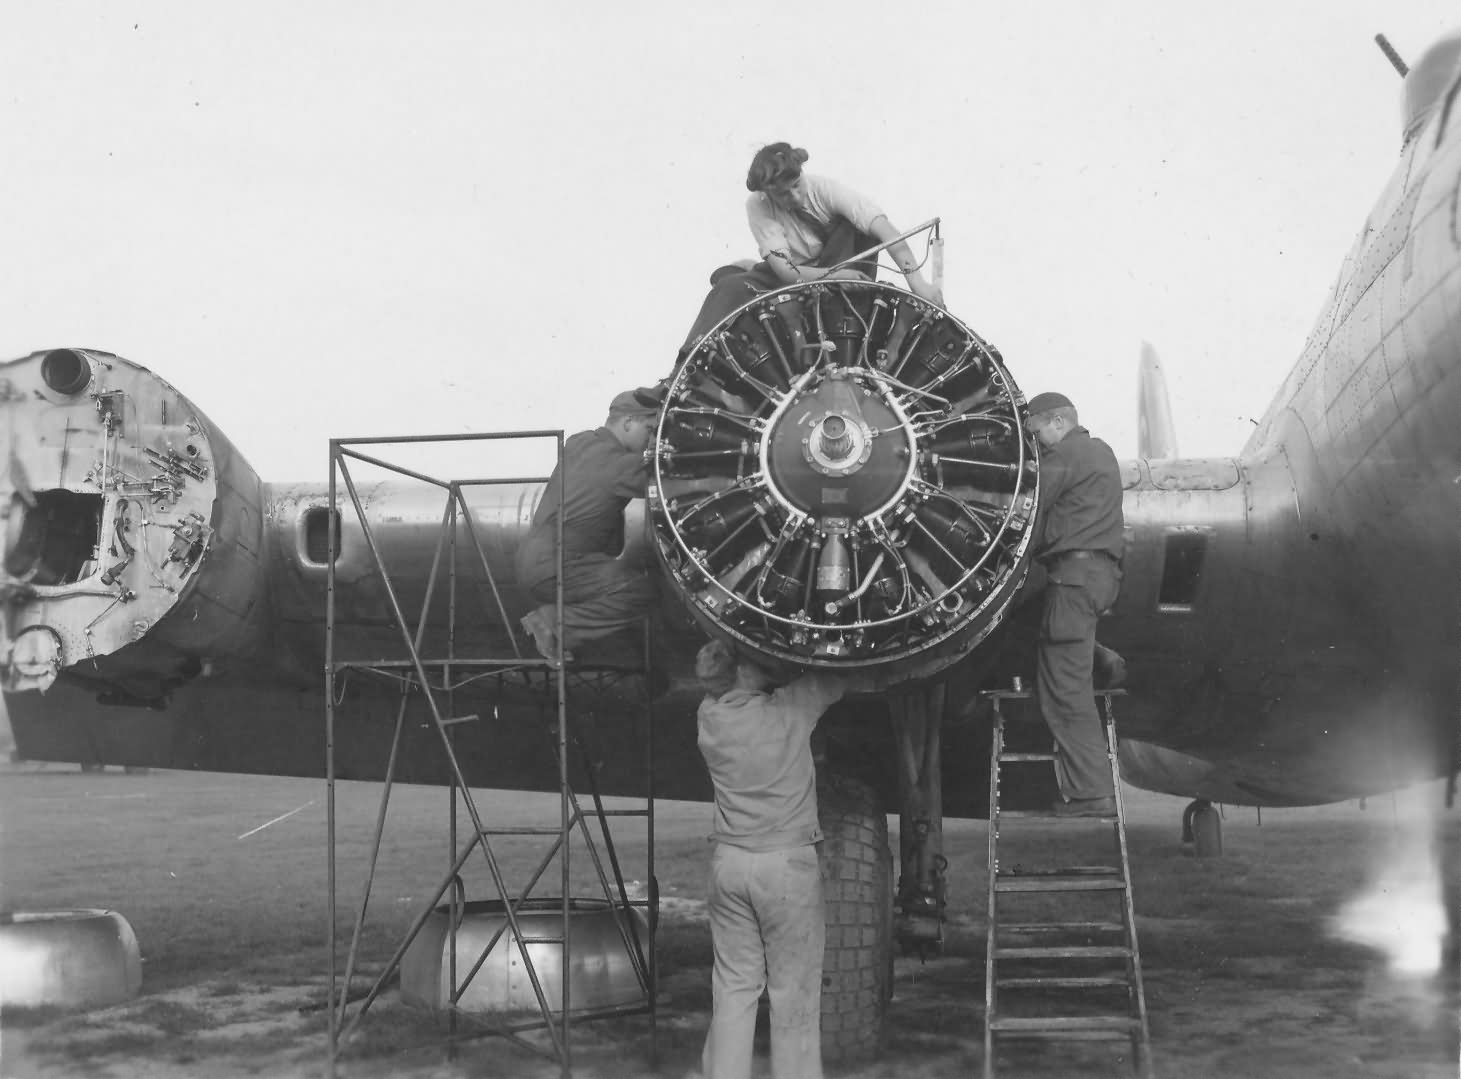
[323,431,657,1079]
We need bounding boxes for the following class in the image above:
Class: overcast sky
[4,2,1459,480]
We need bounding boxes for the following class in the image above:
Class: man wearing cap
[1025,391,1125,817]
[515,387,662,662]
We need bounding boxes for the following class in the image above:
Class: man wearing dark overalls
[1025,391,1126,817]
[515,387,662,663]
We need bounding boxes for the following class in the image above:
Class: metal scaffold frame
[323,430,657,1079]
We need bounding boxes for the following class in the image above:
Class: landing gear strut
[891,685,949,958]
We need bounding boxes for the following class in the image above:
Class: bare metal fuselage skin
[5,40,1461,812]
[1109,55,1461,804]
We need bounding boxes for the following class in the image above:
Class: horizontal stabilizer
[1137,342,1179,459]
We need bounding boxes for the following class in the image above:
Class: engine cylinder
[650,279,1038,674]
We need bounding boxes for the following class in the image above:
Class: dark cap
[1026,391,1074,415]
[608,386,663,418]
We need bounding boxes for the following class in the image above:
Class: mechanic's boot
[1050,795,1117,818]
[521,606,572,666]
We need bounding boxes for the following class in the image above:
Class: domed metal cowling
[649,279,1038,674]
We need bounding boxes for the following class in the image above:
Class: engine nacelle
[650,280,1037,674]
[2,349,267,698]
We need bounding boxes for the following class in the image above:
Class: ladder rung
[1000,921,1126,934]
[999,808,1119,820]
[988,1015,1138,1033]
[996,975,1132,989]
[996,875,1124,893]
[994,945,1132,960]
[992,1031,1136,1042]
[591,808,651,817]
[998,752,1057,762]
[513,935,566,945]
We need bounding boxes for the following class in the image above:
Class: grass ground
[0,764,1457,1078]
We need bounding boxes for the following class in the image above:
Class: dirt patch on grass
[6,983,322,1078]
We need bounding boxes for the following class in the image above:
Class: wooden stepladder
[979,689,1153,1079]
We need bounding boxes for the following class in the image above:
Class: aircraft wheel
[0,910,142,1007]
[1182,799,1223,857]
[818,770,893,1064]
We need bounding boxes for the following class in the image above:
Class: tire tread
[818,772,891,1064]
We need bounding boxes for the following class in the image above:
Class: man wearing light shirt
[674,141,943,371]
[691,639,873,1079]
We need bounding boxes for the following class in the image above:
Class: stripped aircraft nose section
[2,349,266,698]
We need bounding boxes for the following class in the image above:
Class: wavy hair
[745,142,809,192]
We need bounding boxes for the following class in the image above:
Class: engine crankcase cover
[649,279,1038,674]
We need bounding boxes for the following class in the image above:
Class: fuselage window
[1158,531,1208,610]
[302,507,341,565]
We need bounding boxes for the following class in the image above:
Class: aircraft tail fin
[1137,341,1179,459]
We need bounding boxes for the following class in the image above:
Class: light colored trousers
[702,843,825,1079]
